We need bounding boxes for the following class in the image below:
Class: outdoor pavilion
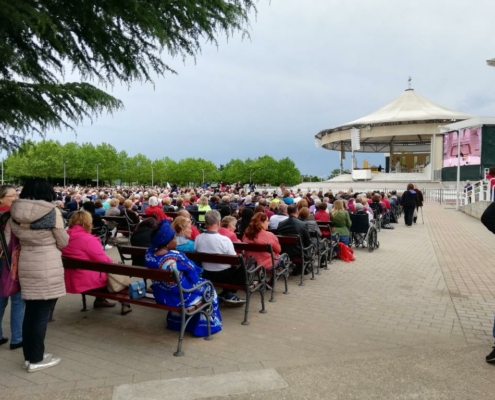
[314,86,475,180]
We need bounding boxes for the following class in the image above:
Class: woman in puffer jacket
[6,179,68,373]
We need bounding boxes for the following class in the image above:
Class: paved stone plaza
[1,204,495,399]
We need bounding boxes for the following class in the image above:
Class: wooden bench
[117,245,267,325]
[103,216,138,244]
[188,211,206,228]
[62,257,215,357]
[233,242,290,303]
[277,235,317,286]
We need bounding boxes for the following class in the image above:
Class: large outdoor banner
[442,126,482,167]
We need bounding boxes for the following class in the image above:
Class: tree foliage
[3,141,302,186]
[0,0,257,150]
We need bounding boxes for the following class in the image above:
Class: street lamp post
[201,168,205,185]
[63,161,68,187]
[96,163,101,187]
[151,164,154,187]
[1,159,4,185]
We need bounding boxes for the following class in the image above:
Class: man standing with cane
[481,202,495,363]
[414,185,424,224]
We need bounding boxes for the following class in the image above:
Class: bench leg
[258,284,267,314]
[203,306,214,341]
[269,271,276,303]
[310,258,316,281]
[283,268,290,295]
[174,311,187,357]
[241,290,251,325]
[81,294,89,312]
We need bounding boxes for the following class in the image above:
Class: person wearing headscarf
[145,220,222,337]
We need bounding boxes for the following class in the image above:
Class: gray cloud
[46,0,495,175]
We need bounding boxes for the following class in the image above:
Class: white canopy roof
[316,89,474,138]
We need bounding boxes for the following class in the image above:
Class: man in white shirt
[195,210,245,304]
[269,203,289,230]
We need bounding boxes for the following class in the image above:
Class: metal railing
[458,178,494,206]
[422,189,458,204]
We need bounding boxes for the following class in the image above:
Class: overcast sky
[45,0,495,176]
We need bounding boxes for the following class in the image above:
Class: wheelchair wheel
[367,229,375,252]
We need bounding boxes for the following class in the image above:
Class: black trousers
[202,268,246,294]
[403,206,415,226]
[23,299,56,363]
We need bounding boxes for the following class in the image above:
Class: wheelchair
[349,213,379,252]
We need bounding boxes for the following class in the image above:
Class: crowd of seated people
[48,182,410,267]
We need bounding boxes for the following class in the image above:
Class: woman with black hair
[6,178,68,373]
[236,207,254,235]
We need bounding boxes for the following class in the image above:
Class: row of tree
[4,140,302,186]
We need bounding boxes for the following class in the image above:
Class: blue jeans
[0,291,25,344]
[339,235,349,246]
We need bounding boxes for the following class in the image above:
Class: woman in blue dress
[145,220,222,337]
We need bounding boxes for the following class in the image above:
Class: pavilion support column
[389,141,394,173]
[431,134,436,181]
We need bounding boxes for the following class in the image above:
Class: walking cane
[420,206,424,224]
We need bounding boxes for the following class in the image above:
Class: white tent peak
[320,89,474,135]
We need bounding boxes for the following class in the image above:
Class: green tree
[276,157,301,186]
[253,155,278,184]
[222,159,246,183]
[1,1,257,150]
[95,143,119,183]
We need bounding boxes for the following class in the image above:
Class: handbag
[129,280,146,299]
[107,273,131,293]
[0,230,21,297]
[338,242,355,263]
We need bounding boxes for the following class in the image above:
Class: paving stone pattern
[0,204,494,397]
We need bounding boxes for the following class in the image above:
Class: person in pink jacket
[242,212,281,270]
[62,211,131,314]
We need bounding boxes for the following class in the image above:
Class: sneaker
[362,240,368,247]
[27,356,61,373]
[222,293,246,307]
[105,244,113,250]
[23,353,52,369]
[486,347,495,363]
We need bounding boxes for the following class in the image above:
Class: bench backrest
[102,216,127,229]
[233,242,275,268]
[62,256,178,282]
[117,244,147,264]
[117,245,244,270]
[183,251,243,268]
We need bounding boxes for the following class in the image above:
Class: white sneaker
[23,353,53,370]
[362,240,368,247]
[105,244,113,250]
[27,356,61,373]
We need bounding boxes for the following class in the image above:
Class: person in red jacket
[218,216,240,243]
[242,212,281,270]
[314,202,331,237]
[145,196,171,222]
